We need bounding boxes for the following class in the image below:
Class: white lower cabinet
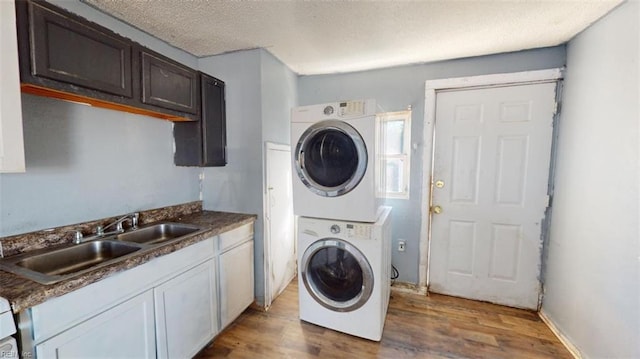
[219,239,254,330]
[23,222,255,359]
[155,259,217,359]
[35,290,156,358]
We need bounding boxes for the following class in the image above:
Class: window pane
[376,111,411,199]
[384,157,405,193]
[383,120,405,155]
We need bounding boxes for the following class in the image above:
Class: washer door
[300,238,374,312]
[295,120,367,197]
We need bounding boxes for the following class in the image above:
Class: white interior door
[429,82,557,310]
[264,143,296,308]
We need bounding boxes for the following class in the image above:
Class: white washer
[291,99,383,222]
[297,207,392,341]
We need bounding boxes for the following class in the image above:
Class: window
[377,110,411,199]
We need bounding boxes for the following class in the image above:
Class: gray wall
[260,50,298,302]
[261,50,298,146]
[0,95,201,236]
[198,49,264,302]
[541,2,639,358]
[298,47,567,284]
[198,49,297,306]
[0,1,201,237]
[1,0,299,308]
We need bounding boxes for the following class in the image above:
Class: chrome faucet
[95,212,139,237]
[72,213,139,244]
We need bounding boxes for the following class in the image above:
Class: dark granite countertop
[0,210,256,313]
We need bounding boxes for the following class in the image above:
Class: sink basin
[15,240,141,276]
[115,223,201,245]
[0,240,143,284]
[0,222,204,285]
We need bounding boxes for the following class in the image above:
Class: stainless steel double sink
[0,223,204,285]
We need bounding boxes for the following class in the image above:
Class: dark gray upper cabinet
[141,51,199,114]
[29,3,133,97]
[23,0,132,98]
[174,73,227,167]
[15,0,199,121]
[201,74,226,166]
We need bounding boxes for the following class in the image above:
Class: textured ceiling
[83,0,622,75]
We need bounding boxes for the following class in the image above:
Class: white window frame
[377,110,411,199]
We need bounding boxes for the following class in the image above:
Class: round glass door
[300,239,374,312]
[295,120,367,197]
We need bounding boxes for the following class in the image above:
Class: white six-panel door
[429,82,557,309]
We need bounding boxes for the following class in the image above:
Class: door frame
[418,68,564,291]
[263,141,295,308]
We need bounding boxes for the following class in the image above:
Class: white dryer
[291,99,383,222]
[297,207,392,341]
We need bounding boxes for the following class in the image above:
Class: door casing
[419,69,564,292]
[263,142,296,309]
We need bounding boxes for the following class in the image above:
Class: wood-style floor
[197,280,571,358]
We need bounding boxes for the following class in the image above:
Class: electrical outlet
[398,240,406,252]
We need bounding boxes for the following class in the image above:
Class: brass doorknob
[435,180,445,188]
[431,205,442,214]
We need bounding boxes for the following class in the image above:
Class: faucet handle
[132,212,139,229]
[96,226,104,236]
[73,231,84,244]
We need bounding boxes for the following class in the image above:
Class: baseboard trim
[538,309,582,359]
[250,301,268,312]
[390,281,428,295]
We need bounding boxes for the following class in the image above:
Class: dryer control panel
[339,100,366,117]
[345,223,372,239]
[292,99,375,123]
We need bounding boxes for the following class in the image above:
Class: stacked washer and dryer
[291,99,392,341]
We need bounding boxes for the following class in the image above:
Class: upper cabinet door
[173,73,226,167]
[28,1,133,98]
[141,52,198,114]
[201,74,227,166]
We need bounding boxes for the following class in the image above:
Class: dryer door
[300,238,374,312]
[295,120,367,197]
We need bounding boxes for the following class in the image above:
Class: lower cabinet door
[154,259,217,359]
[35,290,156,358]
[219,240,254,329]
